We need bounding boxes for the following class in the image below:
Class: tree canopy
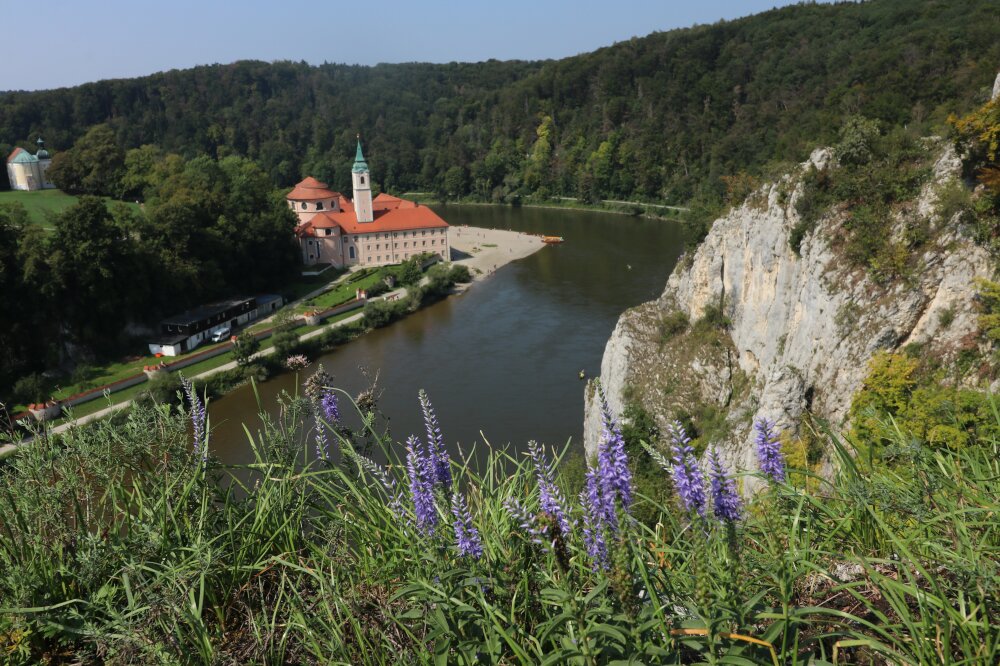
[2,0,998,205]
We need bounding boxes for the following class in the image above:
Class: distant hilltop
[1,0,998,206]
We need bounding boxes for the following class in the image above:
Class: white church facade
[290,140,450,268]
[6,138,55,191]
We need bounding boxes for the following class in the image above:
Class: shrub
[694,297,730,331]
[396,258,423,286]
[448,263,472,283]
[12,373,47,404]
[834,115,881,166]
[362,298,408,328]
[231,331,260,367]
[659,310,689,341]
[271,328,300,357]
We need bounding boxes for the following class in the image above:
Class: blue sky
[4,1,832,91]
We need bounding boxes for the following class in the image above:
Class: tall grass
[0,386,997,664]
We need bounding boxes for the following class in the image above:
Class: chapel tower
[352,137,374,223]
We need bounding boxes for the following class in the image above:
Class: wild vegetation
[1,379,996,664]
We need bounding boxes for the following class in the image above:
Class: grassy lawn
[281,268,348,301]
[303,269,389,311]
[0,189,142,227]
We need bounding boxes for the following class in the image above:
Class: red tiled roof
[372,192,417,211]
[287,176,341,201]
[6,147,25,163]
[296,199,448,236]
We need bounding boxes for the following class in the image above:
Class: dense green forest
[2,0,999,205]
[0,152,299,400]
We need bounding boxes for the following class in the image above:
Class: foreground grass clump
[1,382,998,664]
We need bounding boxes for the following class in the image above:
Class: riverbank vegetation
[1,381,996,664]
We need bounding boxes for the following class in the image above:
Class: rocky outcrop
[584,143,992,481]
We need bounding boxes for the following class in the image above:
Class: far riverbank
[1,226,547,458]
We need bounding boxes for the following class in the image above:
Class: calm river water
[208,205,686,464]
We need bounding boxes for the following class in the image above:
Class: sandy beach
[448,225,547,281]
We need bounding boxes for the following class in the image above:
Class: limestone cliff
[584,143,992,479]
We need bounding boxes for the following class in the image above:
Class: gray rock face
[584,144,991,481]
[993,71,1000,101]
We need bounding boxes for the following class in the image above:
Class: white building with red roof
[6,138,55,191]
[291,140,450,268]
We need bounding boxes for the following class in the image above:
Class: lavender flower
[597,387,633,514]
[318,389,340,425]
[708,446,741,523]
[667,421,706,517]
[503,498,544,545]
[406,435,437,536]
[581,468,609,570]
[419,390,451,489]
[180,374,207,462]
[527,441,573,538]
[451,492,483,559]
[755,418,786,483]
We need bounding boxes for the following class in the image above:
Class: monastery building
[6,138,55,191]
[290,140,449,268]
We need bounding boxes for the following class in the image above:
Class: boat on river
[542,235,564,244]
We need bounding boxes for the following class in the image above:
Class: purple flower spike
[528,441,573,538]
[451,492,483,559]
[598,387,633,515]
[754,418,786,483]
[419,390,451,489]
[180,374,207,462]
[581,467,609,570]
[406,435,437,536]
[708,446,741,523]
[503,498,544,545]
[667,421,706,517]
[319,389,340,425]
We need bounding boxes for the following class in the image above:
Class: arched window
[360,175,366,185]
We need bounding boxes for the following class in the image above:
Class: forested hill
[2,0,999,203]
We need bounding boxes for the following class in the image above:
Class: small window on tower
[360,175,366,185]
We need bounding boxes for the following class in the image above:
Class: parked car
[211,326,232,342]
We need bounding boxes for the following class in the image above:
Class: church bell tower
[352,137,374,223]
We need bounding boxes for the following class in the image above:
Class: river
[208,205,686,464]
